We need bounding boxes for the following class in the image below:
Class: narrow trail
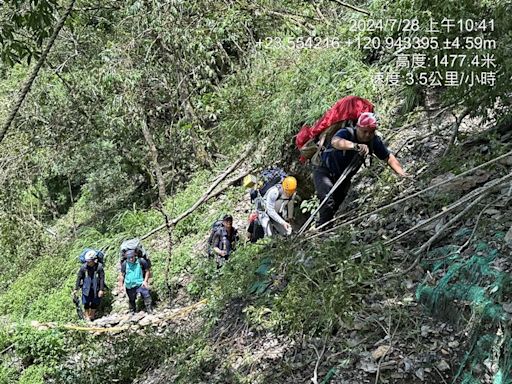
[23,299,207,334]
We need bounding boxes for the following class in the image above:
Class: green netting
[416,242,512,384]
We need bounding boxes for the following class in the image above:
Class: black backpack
[206,220,224,257]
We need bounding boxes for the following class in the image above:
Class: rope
[305,149,512,241]
[296,155,362,236]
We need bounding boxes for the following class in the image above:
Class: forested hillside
[0,0,511,383]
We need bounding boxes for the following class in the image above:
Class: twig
[433,365,449,384]
[372,172,512,282]
[413,192,490,256]
[0,344,14,355]
[443,108,471,156]
[311,336,328,384]
[328,0,370,15]
[375,312,401,384]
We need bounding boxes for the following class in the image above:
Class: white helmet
[84,250,97,262]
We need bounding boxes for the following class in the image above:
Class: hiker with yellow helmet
[259,176,298,236]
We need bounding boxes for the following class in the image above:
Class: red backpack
[296,96,374,164]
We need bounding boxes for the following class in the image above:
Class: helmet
[223,214,233,222]
[125,249,136,259]
[357,112,377,129]
[84,250,97,262]
[282,176,297,195]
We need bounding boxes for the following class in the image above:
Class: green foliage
[12,326,65,367]
[0,0,57,66]
[17,365,47,384]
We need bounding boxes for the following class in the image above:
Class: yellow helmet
[282,176,297,195]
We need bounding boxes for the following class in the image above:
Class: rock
[448,341,460,348]
[359,360,378,373]
[421,325,430,337]
[429,171,490,194]
[402,357,414,372]
[505,226,512,245]
[371,345,391,360]
[437,360,450,371]
[415,368,425,381]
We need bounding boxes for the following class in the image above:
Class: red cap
[357,112,377,129]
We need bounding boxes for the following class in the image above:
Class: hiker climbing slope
[74,250,105,321]
[260,176,298,236]
[314,112,409,227]
[209,214,238,268]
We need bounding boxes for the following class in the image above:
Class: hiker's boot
[144,297,153,314]
[129,302,136,315]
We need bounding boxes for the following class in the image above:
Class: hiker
[119,238,152,277]
[247,212,265,243]
[74,250,105,321]
[259,176,297,236]
[313,112,408,227]
[210,214,239,268]
[118,249,153,314]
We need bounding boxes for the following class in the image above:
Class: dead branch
[372,172,512,281]
[414,191,490,255]
[327,0,370,15]
[0,0,76,146]
[140,145,253,240]
[311,336,327,384]
[443,108,471,156]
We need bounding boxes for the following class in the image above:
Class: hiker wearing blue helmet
[118,249,152,314]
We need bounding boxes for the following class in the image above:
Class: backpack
[257,167,287,197]
[206,220,225,257]
[119,238,151,268]
[79,248,105,264]
[296,96,374,164]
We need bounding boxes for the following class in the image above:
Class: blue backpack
[79,248,105,264]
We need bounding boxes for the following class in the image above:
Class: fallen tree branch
[328,0,370,15]
[0,0,76,146]
[140,145,253,240]
[305,150,512,241]
[371,172,512,282]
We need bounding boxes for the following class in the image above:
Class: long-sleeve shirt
[75,263,105,296]
[264,186,289,227]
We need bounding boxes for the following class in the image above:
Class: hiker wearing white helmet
[74,250,105,321]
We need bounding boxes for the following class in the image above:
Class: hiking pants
[82,292,101,309]
[126,285,151,312]
[313,165,352,227]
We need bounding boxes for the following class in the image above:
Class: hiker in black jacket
[211,215,239,268]
[74,250,105,321]
[314,112,409,227]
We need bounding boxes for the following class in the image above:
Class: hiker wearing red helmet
[313,112,408,227]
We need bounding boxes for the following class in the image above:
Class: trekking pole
[296,155,363,236]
